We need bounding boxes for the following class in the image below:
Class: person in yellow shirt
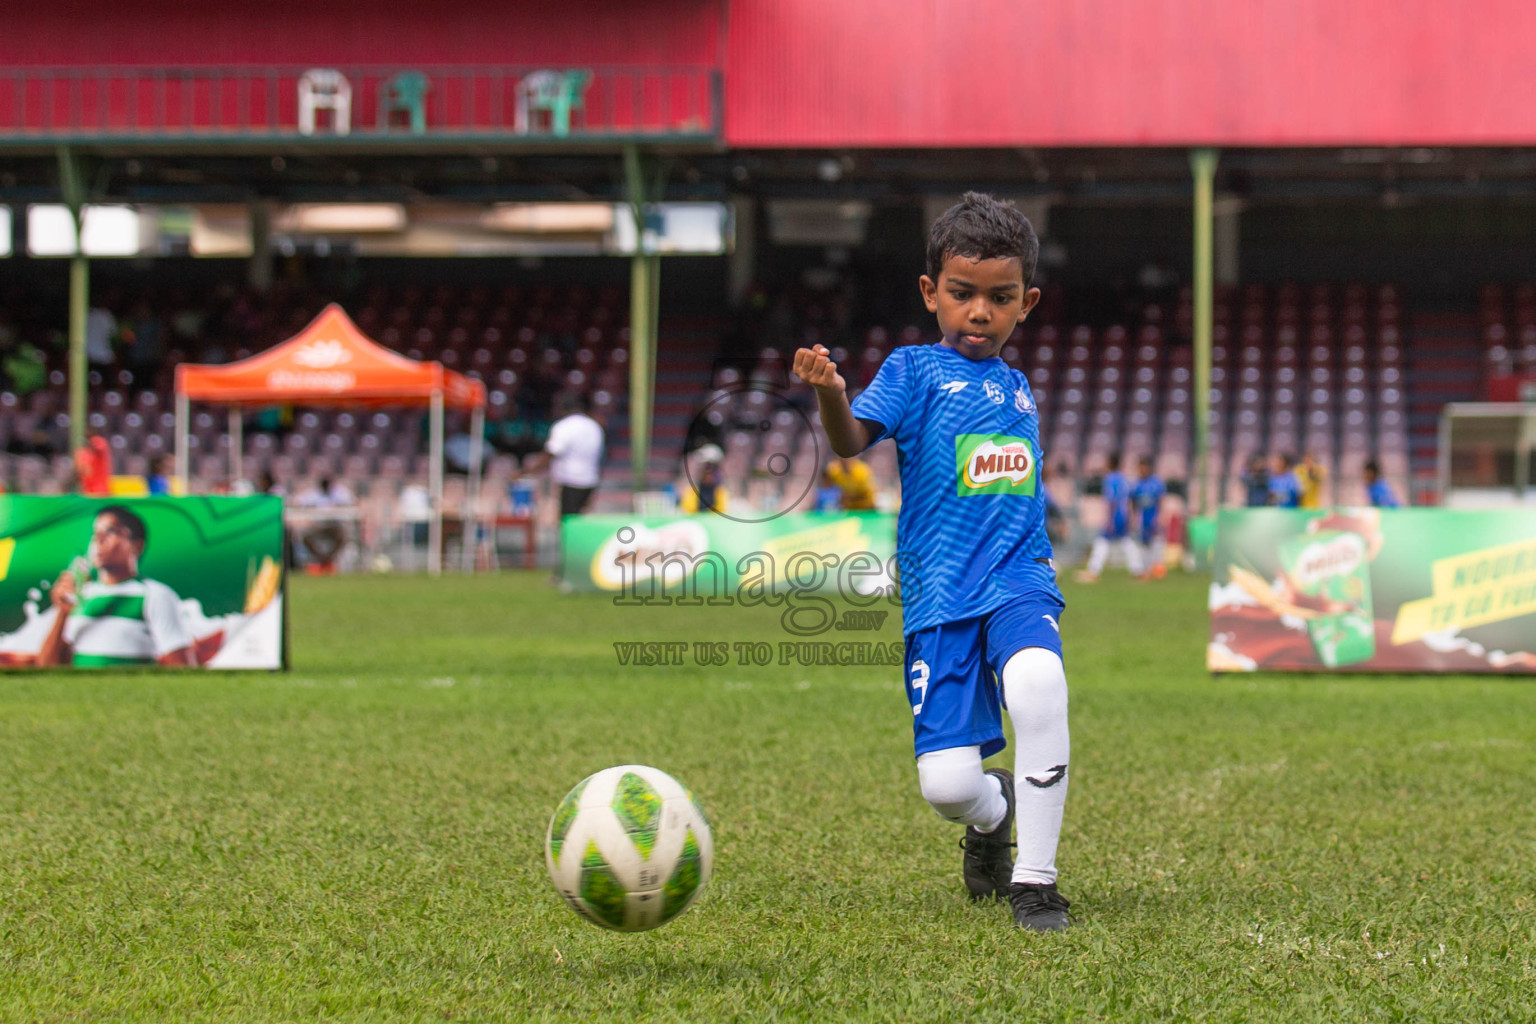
[1296,453,1328,508]
[826,456,877,510]
[679,460,728,514]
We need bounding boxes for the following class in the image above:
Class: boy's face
[920,254,1039,361]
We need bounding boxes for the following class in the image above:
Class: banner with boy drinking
[1209,508,1536,673]
[0,496,285,670]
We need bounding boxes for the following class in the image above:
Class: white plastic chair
[298,69,352,136]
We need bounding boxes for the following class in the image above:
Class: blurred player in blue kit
[1130,455,1166,580]
[793,193,1073,932]
[1364,459,1400,508]
[1269,452,1302,507]
[1075,452,1144,583]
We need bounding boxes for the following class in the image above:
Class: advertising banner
[560,511,898,598]
[1209,508,1536,673]
[0,496,285,670]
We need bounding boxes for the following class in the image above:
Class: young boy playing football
[793,193,1072,932]
[1131,455,1168,580]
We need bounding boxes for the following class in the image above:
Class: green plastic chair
[516,69,592,136]
[379,71,429,134]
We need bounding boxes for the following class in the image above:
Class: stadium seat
[298,69,352,136]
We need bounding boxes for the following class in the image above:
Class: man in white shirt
[86,304,118,366]
[38,505,197,668]
[292,477,356,570]
[521,392,605,515]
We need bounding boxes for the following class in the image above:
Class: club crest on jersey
[1014,387,1033,414]
[954,434,1037,496]
[983,380,1006,404]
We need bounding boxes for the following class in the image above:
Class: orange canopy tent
[175,303,488,574]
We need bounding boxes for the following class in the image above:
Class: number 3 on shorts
[909,659,930,716]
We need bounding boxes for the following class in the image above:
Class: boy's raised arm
[793,344,871,458]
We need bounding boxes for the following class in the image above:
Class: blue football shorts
[902,593,1066,759]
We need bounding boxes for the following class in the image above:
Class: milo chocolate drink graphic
[1277,529,1375,667]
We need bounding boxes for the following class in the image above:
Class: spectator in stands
[125,301,165,388]
[6,426,56,458]
[1240,456,1270,507]
[74,434,112,497]
[827,455,878,510]
[815,468,843,512]
[1364,459,1401,508]
[85,301,118,367]
[1268,453,1302,508]
[2,340,47,397]
[680,458,728,514]
[147,455,174,497]
[1296,452,1328,508]
[293,478,356,573]
[257,470,285,497]
[518,391,605,516]
[169,289,206,346]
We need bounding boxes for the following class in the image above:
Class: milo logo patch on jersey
[955,434,1037,496]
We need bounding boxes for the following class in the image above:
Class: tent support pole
[175,392,190,494]
[464,405,484,573]
[229,405,243,487]
[428,389,444,576]
[1190,147,1219,516]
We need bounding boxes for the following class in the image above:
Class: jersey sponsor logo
[983,380,1006,404]
[939,381,968,395]
[954,434,1038,496]
[1014,387,1033,414]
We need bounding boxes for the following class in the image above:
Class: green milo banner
[1210,508,1536,673]
[560,511,898,598]
[0,496,285,670]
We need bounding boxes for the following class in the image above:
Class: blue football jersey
[1132,474,1165,529]
[1102,470,1131,538]
[1130,474,1164,543]
[850,343,1061,635]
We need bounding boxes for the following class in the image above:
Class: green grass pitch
[2,572,1534,1022]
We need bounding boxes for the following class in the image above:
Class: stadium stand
[2,269,1523,520]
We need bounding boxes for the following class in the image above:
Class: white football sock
[916,744,1007,833]
[1086,537,1110,574]
[1124,537,1146,575]
[1002,647,1070,885]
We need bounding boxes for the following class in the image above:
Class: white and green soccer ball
[545,765,713,932]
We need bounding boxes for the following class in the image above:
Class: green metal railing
[0,65,722,144]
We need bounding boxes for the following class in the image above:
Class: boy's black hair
[1363,458,1381,475]
[1108,451,1124,470]
[926,192,1039,286]
[1138,454,1154,471]
[97,505,148,548]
